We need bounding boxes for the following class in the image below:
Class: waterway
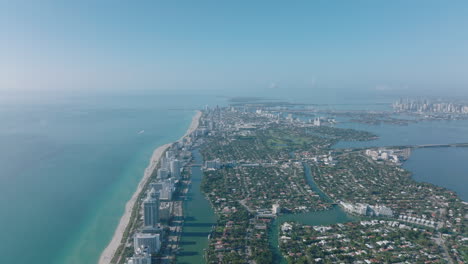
[177,150,217,264]
[0,93,217,264]
[269,164,356,264]
[403,147,468,201]
[334,119,468,149]
[4,89,467,264]
[333,119,468,201]
[266,115,468,262]
[177,109,468,263]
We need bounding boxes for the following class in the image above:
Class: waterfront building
[169,159,181,179]
[126,246,151,264]
[150,178,175,201]
[165,150,175,159]
[340,201,393,217]
[371,205,393,217]
[157,168,169,179]
[159,202,172,222]
[126,255,151,264]
[160,156,171,171]
[133,233,161,254]
[313,117,321,126]
[208,121,214,130]
[256,208,276,218]
[356,204,369,215]
[381,152,389,160]
[159,185,174,201]
[150,181,163,192]
[369,205,393,217]
[143,188,160,229]
[365,149,379,160]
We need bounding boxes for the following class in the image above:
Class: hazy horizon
[1,0,468,95]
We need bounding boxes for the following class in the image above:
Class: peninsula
[100,103,467,264]
[197,105,467,263]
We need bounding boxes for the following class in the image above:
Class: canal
[178,151,355,264]
[177,150,217,264]
[269,163,355,263]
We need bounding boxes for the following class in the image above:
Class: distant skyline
[1,0,468,95]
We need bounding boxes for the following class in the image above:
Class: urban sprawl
[114,101,467,264]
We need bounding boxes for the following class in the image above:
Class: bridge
[344,142,468,152]
[392,142,468,149]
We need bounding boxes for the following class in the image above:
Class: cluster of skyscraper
[393,98,468,114]
[125,149,184,264]
[127,188,162,264]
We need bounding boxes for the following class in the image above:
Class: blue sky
[1,0,468,94]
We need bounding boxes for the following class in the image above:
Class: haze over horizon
[1,0,468,96]
[1,3,468,264]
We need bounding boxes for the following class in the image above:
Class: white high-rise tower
[143,188,160,229]
[169,159,181,180]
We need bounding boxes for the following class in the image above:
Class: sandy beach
[99,110,201,264]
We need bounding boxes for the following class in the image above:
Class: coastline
[99,110,202,264]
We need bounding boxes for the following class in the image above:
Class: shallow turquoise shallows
[0,92,222,264]
[1,90,467,264]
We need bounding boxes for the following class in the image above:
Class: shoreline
[99,110,202,264]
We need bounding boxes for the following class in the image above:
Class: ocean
[0,89,467,264]
[0,92,223,264]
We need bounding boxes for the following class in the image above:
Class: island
[100,102,467,264]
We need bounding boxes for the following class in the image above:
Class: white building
[372,205,393,217]
[313,117,321,126]
[157,168,169,179]
[134,233,161,254]
[159,202,172,222]
[272,204,281,215]
[165,150,175,159]
[340,201,393,217]
[170,159,181,179]
[126,246,151,264]
[150,178,176,201]
[143,188,160,229]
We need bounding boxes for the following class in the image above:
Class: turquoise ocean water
[0,90,467,264]
[0,92,223,264]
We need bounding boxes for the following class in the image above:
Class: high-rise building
[134,233,161,254]
[169,159,181,179]
[149,182,163,192]
[159,157,169,170]
[126,246,151,264]
[126,255,151,264]
[143,188,160,229]
[165,150,175,159]
[159,202,172,222]
[157,168,169,179]
[313,117,321,126]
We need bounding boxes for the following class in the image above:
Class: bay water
[1,90,467,264]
